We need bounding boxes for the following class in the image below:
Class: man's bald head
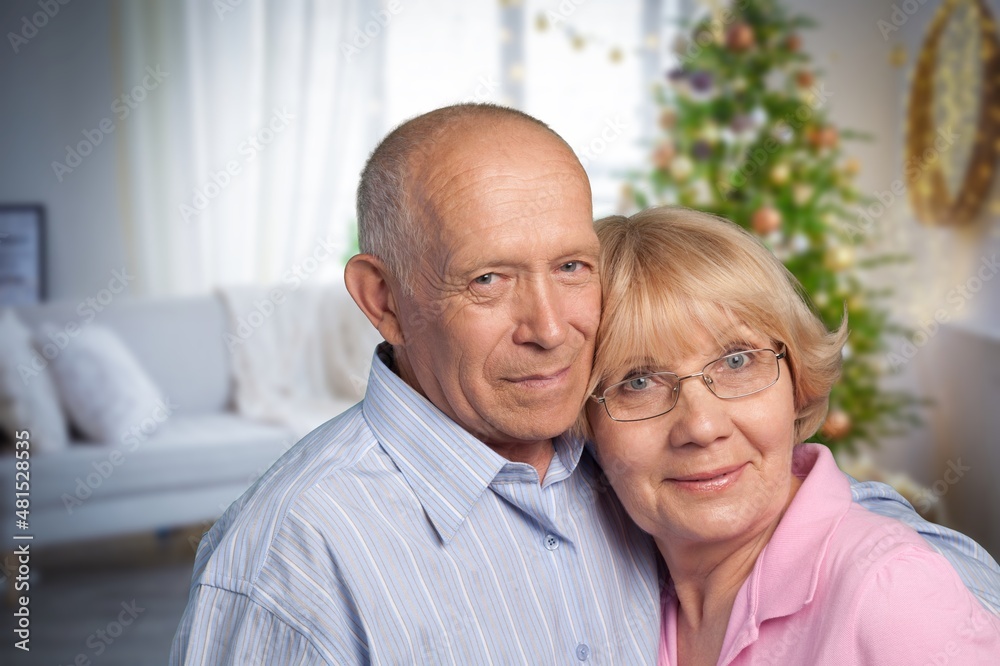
[356,103,582,289]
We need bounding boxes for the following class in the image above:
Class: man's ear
[344,254,405,346]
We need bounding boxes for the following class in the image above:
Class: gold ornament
[843,157,861,176]
[609,47,623,64]
[906,0,1000,226]
[535,14,549,31]
[793,184,814,205]
[825,245,855,271]
[821,409,852,440]
[669,155,693,182]
[751,206,782,235]
[890,43,907,67]
[770,163,790,185]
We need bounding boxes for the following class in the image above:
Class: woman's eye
[473,273,496,285]
[724,353,749,370]
[626,376,652,391]
[560,261,581,272]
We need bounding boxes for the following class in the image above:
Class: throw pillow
[41,323,167,443]
[0,309,70,453]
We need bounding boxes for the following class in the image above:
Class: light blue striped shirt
[171,346,1000,664]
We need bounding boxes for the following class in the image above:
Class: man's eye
[473,273,496,285]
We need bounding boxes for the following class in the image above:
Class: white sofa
[0,291,371,555]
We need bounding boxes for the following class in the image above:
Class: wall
[0,0,126,301]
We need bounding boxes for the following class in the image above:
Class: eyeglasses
[591,345,787,422]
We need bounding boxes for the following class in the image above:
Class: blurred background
[1,0,998,663]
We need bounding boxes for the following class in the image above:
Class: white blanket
[219,278,382,438]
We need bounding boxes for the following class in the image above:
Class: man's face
[393,123,601,447]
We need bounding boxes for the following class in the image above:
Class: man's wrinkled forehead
[410,124,590,234]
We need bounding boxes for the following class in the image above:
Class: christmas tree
[623,0,920,453]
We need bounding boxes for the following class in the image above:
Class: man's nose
[512,278,568,349]
[667,377,732,449]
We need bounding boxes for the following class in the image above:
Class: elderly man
[171,104,1000,664]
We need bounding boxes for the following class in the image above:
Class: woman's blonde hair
[585,206,847,443]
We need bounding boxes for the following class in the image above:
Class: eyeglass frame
[590,344,788,423]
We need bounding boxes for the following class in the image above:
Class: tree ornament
[692,140,713,160]
[790,233,810,253]
[793,184,814,205]
[787,33,802,52]
[689,70,714,94]
[821,409,852,440]
[752,206,782,234]
[689,178,713,205]
[726,23,755,51]
[825,244,855,271]
[795,70,815,88]
[808,125,839,149]
[670,155,694,181]
[843,157,861,176]
[659,109,677,130]
[653,142,676,169]
[770,163,790,185]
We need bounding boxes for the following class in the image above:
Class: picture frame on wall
[0,204,46,306]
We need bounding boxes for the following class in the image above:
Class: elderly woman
[585,206,1000,665]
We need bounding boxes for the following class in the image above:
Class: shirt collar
[721,443,852,661]
[362,343,585,545]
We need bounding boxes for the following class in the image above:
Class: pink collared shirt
[659,443,1000,665]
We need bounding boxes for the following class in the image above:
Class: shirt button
[544,534,559,551]
[576,643,590,661]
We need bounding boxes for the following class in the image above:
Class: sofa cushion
[0,309,69,453]
[1,412,298,546]
[41,323,167,443]
[14,294,231,415]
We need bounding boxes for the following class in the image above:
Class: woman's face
[587,326,799,549]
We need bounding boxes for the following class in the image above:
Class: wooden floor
[2,528,201,665]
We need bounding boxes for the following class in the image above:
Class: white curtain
[112,0,385,296]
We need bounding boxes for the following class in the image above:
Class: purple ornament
[667,67,687,82]
[692,140,713,160]
[731,113,753,133]
[689,70,714,93]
